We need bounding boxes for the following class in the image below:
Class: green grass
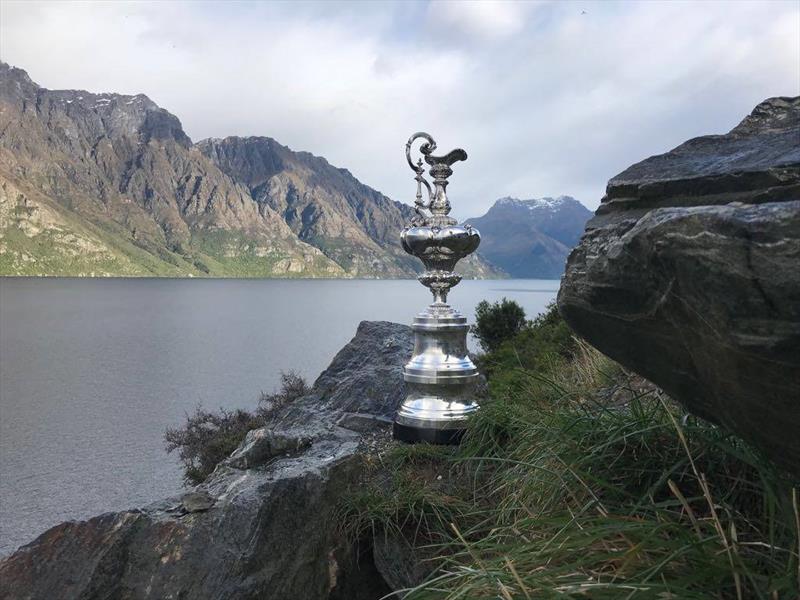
[303,235,363,272]
[340,305,800,599]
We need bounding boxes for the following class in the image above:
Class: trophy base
[392,381,478,446]
[392,422,464,445]
[393,302,479,446]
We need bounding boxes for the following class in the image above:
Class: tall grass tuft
[342,303,799,599]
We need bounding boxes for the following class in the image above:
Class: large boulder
[0,321,413,600]
[558,97,800,475]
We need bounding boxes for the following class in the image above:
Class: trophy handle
[406,133,435,217]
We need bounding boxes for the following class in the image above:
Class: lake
[0,277,559,555]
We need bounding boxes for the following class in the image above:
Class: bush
[165,371,309,485]
[256,371,309,420]
[475,301,576,384]
[471,298,527,353]
[164,407,264,485]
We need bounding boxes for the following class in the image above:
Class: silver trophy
[393,132,482,444]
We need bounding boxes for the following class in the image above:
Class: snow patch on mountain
[495,195,578,211]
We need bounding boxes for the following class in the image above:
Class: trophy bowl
[400,225,481,271]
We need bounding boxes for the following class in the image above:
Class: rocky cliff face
[467,196,592,278]
[197,136,419,277]
[558,96,800,475]
[0,321,413,599]
[0,62,501,278]
[0,62,341,277]
[197,136,500,279]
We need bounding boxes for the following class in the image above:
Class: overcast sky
[1,1,798,217]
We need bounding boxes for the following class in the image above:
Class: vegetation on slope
[0,178,192,276]
[165,372,309,484]
[342,301,800,599]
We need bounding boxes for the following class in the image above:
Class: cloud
[426,1,539,41]
[1,0,798,217]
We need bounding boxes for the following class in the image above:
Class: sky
[1,0,798,218]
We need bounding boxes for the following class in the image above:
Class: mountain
[0,63,344,277]
[0,63,499,278]
[466,196,593,278]
[196,137,496,278]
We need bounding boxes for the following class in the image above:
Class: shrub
[165,371,309,485]
[471,298,527,353]
[475,301,576,384]
[256,371,310,420]
[164,407,265,485]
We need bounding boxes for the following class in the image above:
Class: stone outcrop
[558,96,800,475]
[0,321,413,600]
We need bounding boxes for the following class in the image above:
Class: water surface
[0,278,558,555]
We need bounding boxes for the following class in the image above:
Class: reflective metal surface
[393,132,482,444]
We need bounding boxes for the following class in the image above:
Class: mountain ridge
[0,62,504,278]
[0,62,343,277]
[466,195,593,278]
[196,135,419,277]
[0,62,588,279]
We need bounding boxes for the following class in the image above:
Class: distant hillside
[0,62,500,278]
[196,136,498,279]
[467,196,593,278]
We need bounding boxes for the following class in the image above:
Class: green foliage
[0,209,171,277]
[475,301,576,385]
[343,305,800,599]
[164,371,309,485]
[471,298,528,353]
[189,230,335,278]
[0,198,337,277]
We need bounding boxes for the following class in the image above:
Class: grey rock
[337,413,393,434]
[223,427,314,469]
[558,96,800,475]
[0,321,413,599]
[295,320,414,420]
[180,490,215,512]
[372,532,434,593]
